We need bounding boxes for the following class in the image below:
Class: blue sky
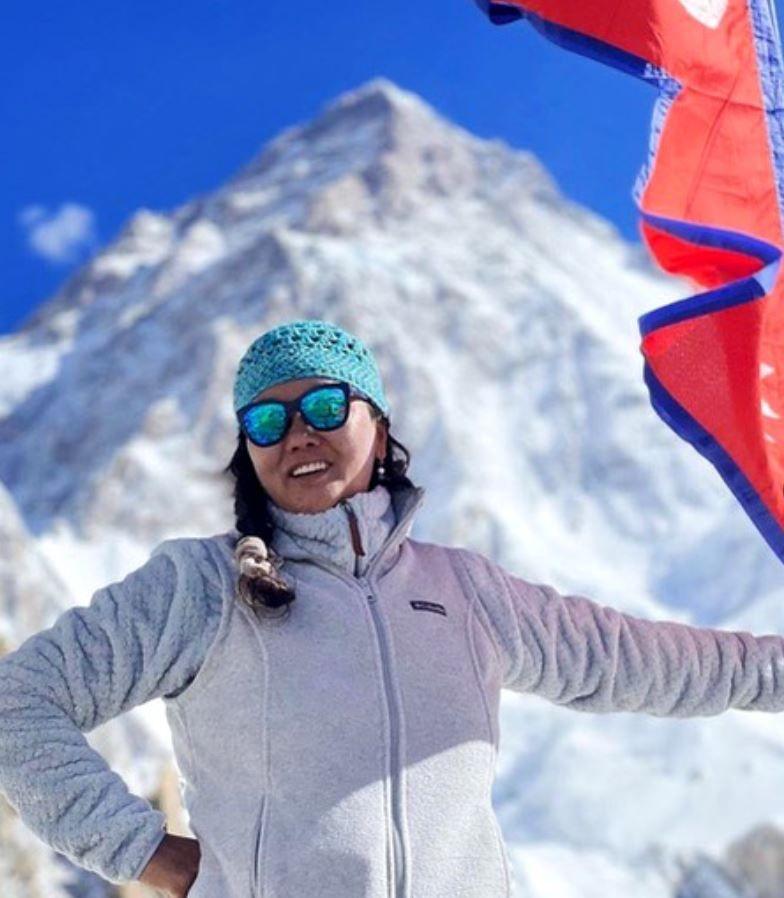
[4,0,783,334]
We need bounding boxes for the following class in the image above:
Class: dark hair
[223,402,415,622]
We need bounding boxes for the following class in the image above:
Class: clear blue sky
[3,0,783,334]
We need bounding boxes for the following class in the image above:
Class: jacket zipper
[340,499,366,577]
[364,581,406,898]
[295,496,412,898]
[251,795,267,898]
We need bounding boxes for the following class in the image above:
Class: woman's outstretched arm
[0,537,221,884]
[455,547,784,716]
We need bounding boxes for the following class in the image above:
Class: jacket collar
[267,481,425,579]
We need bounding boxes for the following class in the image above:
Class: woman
[1,317,784,898]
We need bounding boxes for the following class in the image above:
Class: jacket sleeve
[0,537,223,884]
[455,547,784,716]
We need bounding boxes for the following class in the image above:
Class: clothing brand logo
[410,599,447,617]
[677,0,727,28]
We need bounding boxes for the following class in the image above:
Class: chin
[276,475,370,514]
[283,486,342,514]
[299,492,332,509]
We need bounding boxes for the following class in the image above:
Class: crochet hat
[233,319,390,416]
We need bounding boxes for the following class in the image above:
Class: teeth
[292,461,329,477]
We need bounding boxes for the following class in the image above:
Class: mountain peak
[226,77,479,191]
[222,76,558,229]
[319,76,433,120]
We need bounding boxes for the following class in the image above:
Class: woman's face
[245,376,389,513]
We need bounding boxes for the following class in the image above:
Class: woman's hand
[137,833,202,897]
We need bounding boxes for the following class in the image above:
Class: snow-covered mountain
[0,481,67,648]
[2,78,784,897]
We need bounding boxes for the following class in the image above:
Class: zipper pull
[356,575,376,604]
[340,499,366,557]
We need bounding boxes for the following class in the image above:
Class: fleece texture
[267,482,396,577]
[2,481,784,896]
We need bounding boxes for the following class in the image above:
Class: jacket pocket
[249,796,267,898]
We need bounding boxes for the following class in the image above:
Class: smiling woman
[223,319,416,620]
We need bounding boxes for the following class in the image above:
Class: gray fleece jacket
[1,481,784,897]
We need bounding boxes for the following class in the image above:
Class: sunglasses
[237,381,376,447]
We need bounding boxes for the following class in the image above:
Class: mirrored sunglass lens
[243,403,287,445]
[301,387,348,429]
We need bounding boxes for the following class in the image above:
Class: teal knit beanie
[233,319,390,417]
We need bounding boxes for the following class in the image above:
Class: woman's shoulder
[152,529,238,580]
[153,528,236,553]
[402,537,500,578]
[403,536,489,564]
[402,538,528,603]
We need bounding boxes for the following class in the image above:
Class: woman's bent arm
[0,537,221,883]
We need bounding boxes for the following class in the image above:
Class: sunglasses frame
[236,381,375,448]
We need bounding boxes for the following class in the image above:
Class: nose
[285,410,318,444]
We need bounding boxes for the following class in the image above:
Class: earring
[377,460,386,477]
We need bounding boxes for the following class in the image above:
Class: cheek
[248,447,278,482]
[342,418,377,458]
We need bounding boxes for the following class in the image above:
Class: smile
[290,462,332,479]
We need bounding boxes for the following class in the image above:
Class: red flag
[476,0,784,559]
